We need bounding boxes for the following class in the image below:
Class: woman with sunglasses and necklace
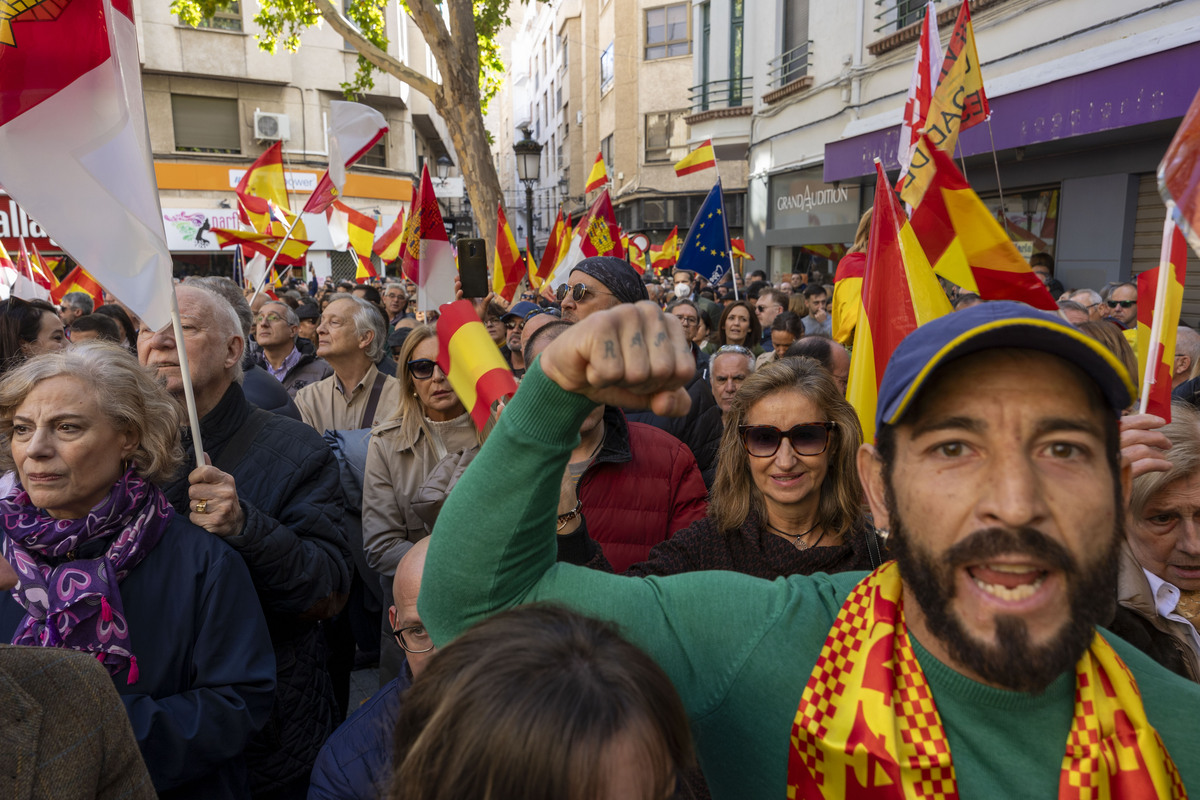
[362,325,483,684]
[626,357,883,580]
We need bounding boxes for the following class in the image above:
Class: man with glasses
[1068,288,1106,322]
[755,288,786,352]
[668,299,709,378]
[295,296,400,434]
[382,283,410,330]
[499,300,540,379]
[253,300,333,397]
[557,256,647,322]
[1102,281,1138,330]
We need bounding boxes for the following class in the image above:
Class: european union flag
[676,180,731,285]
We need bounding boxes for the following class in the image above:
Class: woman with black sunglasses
[362,324,483,684]
[626,357,883,580]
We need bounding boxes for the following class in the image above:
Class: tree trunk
[435,85,501,269]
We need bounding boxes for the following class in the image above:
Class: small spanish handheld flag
[436,300,519,429]
[212,228,313,267]
[1136,222,1188,421]
[674,139,717,177]
[585,152,608,193]
[493,205,524,303]
[373,209,407,264]
[51,266,105,307]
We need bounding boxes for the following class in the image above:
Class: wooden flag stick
[1138,214,1178,415]
[167,286,206,470]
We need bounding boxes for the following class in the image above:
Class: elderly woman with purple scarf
[0,343,276,800]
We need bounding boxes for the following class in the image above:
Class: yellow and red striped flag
[547,190,625,292]
[649,227,679,274]
[585,151,608,193]
[674,139,717,177]
[373,208,407,264]
[847,161,952,443]
[533,208,567,289]
[327,200,377,281]
[493,205,524,303]
[50,265,105,307]
[898,0,990,206]
[1136,222,1188,421]
[28,242,57,292]
[436,299,518,428]
[400,164,457,310]
[212,228,313,267]
[910,135,1057,311]
[236,142,307,239]
[730,237,754,261]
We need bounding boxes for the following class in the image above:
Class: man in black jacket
[138,284,352,799]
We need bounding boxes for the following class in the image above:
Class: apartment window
[560,35,569,68]
[189,0,242,31]
[359,139,386,168]
[171,95,240,154]
[557,86,563,109]
[644,110,689,163]
[600,42,615,92]
[645,3,689,60]
[730,0,744,104]
[600,134,614,175]
[557,143,564,171]
[895,0,927,30]
[781,0,810,85]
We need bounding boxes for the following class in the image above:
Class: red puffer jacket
[579,407,709,572]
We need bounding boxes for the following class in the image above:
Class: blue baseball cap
[502,301,540,321]
[876,301,1135,432]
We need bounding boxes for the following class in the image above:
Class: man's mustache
[940,526,1076,574]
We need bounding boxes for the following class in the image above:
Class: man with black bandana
[557,256,721,485]
[420,300,1200,798]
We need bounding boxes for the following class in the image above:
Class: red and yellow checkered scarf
[787,562,1185,799]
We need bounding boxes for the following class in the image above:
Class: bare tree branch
[312,0,440,99]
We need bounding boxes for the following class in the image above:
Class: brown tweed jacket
[0,645,156,800]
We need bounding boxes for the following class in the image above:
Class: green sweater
[422,361,1200,798]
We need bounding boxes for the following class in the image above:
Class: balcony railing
[873,0,934,34]
[767,41,813,90]
[689,77,753,114]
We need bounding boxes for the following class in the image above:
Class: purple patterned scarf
[0,466,173,683]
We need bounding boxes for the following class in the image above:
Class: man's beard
[886,481,1120,694]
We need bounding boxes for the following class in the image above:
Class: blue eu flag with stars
[676,180,732,285]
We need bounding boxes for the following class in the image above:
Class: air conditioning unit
[254,111,291,142]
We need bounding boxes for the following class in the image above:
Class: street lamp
[513,127,543,264]
[436,154,452,185]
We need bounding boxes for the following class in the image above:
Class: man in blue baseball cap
[418,300,1200,798]
[500,300,540,378]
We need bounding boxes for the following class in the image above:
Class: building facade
[700,0,1200,318]
[492,0,747,264]
[1,0,460,284]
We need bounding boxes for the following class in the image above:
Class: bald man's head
[390,538,434,676]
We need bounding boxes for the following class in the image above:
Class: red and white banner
[304,101,389,214]
[898,1,942,180]
[0,0,174,328]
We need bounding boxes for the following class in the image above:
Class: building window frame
[171,94,241,154]
[600,42,615,92]
[645,3,691,61]
[185,0,242,31]
[644,110,689,164]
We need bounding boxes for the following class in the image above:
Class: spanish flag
[328,200,377,280]
[534,208,567,288]
[650,226,679,273]
[50,266,105,307]
[730,237,753,261]
[1136,222,1188,421]
[832,251,865,346]
[373,209,407,264]
[236,142,308,239]
[29,243,57,291]
[674,139,717,177]
[436,299,518,429]
[910,136,1057,311]
[585,152,608,193]
[493,205,524,302]
[847,161,952,443]
[212,228,313,267]
[898,1,990,207]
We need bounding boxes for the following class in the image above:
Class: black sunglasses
[406,358,438,380]
[1107,300,1136,309]
[738,422,836,458]
[556,283,612,303]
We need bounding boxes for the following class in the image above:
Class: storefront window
[979,185,1060,262]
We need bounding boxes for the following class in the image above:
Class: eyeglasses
[254,313,286,325]
[392,623,434,654]
[755,303,781,313]
[738,422,837,458]
[504,318,524,331]
[672,314,699,327]
[406,358,440,380]
[556,283,613,303]
[1107,300,1136,309]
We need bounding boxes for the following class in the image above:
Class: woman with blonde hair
[362,324,482,682]
[0,343,274,797]
[627,357,882,579]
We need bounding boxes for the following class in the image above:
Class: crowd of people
[0,238,1198,799]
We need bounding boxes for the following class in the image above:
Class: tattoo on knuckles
[654,332,668,348]
[630,333,644,349]
[604,341,617,359]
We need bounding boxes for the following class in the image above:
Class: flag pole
[248,211,304,305]
[1138,214,1178,415]
[168,286,206,469]
[985,117,1009,237]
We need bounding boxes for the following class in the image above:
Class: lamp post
[436,154,452,183]
[513,128,543,264]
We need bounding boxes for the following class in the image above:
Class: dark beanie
[573,256,648,304]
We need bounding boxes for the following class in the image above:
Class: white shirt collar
[1142,568,1200,656]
